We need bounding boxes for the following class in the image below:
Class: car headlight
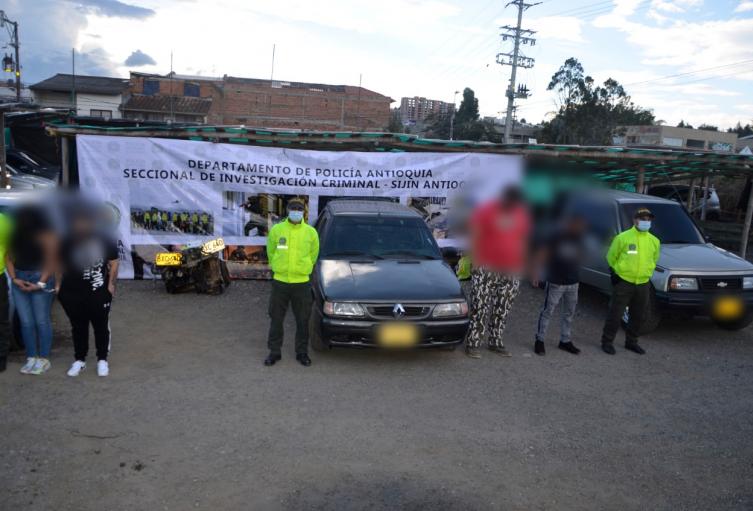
[669,277,698,291]
[432,301,469,318]
[743,277,753,289]
[323,301,365,317]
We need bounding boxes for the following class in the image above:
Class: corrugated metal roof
[30,74,129,95]
[44,123,753,180]
[122,95,212,115]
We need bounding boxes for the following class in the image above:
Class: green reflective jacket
[606,226,660,285]
[267,219,320,283]
[456,255,472,281]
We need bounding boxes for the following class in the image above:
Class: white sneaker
[29,358,51,375]
[97,360,109,377]
[20,357,37,374]
[67,360,86,377]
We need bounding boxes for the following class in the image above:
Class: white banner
[76,135,521,278]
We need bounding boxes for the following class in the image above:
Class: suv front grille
[366,305,431,319]
[700,277,742,291]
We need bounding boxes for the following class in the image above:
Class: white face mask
[288,210,304,223]
[637,220,652,232]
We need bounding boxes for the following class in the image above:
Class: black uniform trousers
[59,290,112,361]
[601,277,649,346]
[267,280,313,356]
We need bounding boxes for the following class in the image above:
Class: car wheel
[714,311,753,331]
[621,290,661,335]
[309,304,329,352]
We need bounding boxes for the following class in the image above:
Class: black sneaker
[534,340,545,356]
[625,342,646,355]
[264,353,281,366]
[558,342,580,355]
[296,353,312,367]
[602,343,616,355]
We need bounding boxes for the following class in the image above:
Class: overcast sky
[7,0,753,129]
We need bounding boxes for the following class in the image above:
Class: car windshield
[323,215,441,259]
[619,203,704,244]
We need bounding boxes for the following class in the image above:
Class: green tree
[387,108,404,133]
[426,87,498,141]
[728,122,753,137]
[677,120,694,129]
[697,124,719,132]
[538,58,654,145]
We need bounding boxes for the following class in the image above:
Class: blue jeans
[11,270,55,358]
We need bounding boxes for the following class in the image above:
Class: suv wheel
[621,290,661,335]
[309,304,329,352]
[714,311,753,331]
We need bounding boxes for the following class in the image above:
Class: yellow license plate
[202,238,225,255]
[712,296,744,320]
[377,322,419,348]
[155,252,182,266]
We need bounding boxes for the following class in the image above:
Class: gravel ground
[1,280,752,510]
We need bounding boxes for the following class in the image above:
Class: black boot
[534,340,545,356]
[558,341,580,355]
[625,342,646,355]
[264,353,281,366]
[0,356,6,372]
[602,342,616,355]
[296,353,312,367]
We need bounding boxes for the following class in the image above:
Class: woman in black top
[57,209,119,377]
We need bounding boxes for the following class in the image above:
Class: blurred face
[634,215,653,231]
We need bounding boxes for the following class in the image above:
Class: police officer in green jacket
[264,198,319,367]
[600,207,660,355]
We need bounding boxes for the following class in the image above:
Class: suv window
[568,197,616,241]
[322,215,441,259]
[619,203,704,244]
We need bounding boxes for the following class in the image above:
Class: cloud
[124,49,157,67]
[735,1,753,12]
[66,0,156,19]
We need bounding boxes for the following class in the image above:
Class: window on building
[184,82,200,97]
[89,109,112,120]
[143,79,160,96]
[686,139,705,149]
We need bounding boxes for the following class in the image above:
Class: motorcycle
[154,238,231,295]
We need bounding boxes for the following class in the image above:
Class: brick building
[122,72,222,123]
[219,77,392,130]
[122,72,392,130]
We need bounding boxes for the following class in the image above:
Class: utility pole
[0,11,21,102]
[497,0,539,143]
[71,48,76,113]
[449,90,459,140]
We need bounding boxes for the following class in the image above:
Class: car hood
[659,244,753,273]
[318,258,464,302]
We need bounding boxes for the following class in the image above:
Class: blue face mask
[288,210,304,223]
[637,220,651,232]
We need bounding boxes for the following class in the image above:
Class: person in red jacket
[465,185,531,358]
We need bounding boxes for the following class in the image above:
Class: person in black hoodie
[56,206,119,377]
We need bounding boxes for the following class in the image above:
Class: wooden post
[61,136,70,187]
[700,174,710,221]
[0,111,7,189]
[741,182,753,259]
[686,177,696,213]
[636,167,645,194]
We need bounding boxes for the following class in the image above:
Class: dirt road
[2,281,752,510]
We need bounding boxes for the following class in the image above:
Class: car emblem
[392,303,406,319]
[717,281,728,288]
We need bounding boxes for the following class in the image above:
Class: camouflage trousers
[465,268,520,349]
